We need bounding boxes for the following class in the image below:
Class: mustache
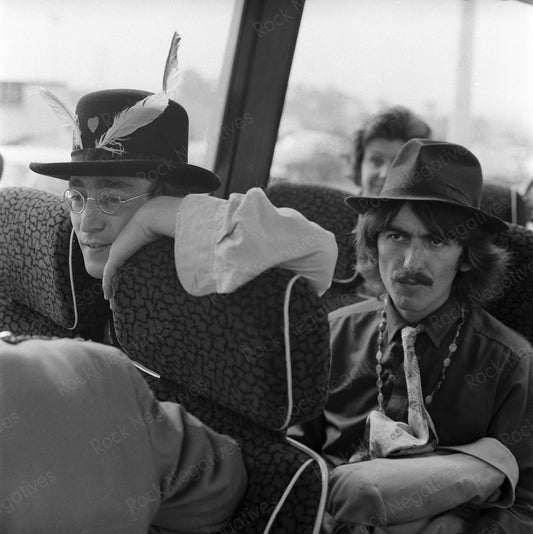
[392,269,433,286]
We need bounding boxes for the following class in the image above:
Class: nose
[403,241,426,270]
[378,163,389,180]
[78,198,106,233]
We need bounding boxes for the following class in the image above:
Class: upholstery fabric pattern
[112,241,331,532]
[149,376,326,534]
[266,182,358,282]
[112,238,330,430]
[319,282,372,314]
[0,299,77,338]
[486,223,533,344]
[0,187,109,336]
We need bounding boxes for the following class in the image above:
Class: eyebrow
[385,225,430,238]
[385,225,448,243]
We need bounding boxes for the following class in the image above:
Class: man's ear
[457,249,472,272]
[458,261,472,273]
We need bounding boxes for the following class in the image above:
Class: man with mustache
[391,268,432,287]
[100,137,533,532]
[290,139,533,533]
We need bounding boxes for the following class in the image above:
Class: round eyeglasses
[63,188,152,215]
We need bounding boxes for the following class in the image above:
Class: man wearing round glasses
[26,89,336,532]
[31,89,337,295]
[64,184,152,215]
[62,180,152,278]
[31,89,218,281]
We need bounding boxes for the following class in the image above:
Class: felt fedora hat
[345,138,508,233]
[30,89,220,193]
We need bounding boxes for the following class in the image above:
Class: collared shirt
[290,297,533,532]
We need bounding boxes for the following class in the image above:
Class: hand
[102,196,182,300]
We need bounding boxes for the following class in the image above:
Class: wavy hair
[355,200,511,306]
[352,106,432,186]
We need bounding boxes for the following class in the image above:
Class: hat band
[70,148,180,163]
[379,186,479,209]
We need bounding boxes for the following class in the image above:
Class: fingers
[101,197,181,300]
[102,221,153,300]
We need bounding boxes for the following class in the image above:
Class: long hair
[355,200,511,306]
[352,106,432,186]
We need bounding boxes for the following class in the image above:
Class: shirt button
[389,374,396,382]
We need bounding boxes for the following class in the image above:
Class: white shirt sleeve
[174,187,338,296]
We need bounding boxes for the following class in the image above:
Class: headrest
[112,238,331,431]
[481,182,527,226]
[0,187,109,332]
[266,182,358,282]
[486,223,533,343]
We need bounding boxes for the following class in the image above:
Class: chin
[389,290,429,314]
[392,296,422,312]
[83,259,105,280]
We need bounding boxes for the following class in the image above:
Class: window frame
[214,0,304,197]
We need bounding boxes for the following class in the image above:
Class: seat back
[484,223,533,344]
[266,182,369,313]
[481,182,527,226]
[0,187,109,339]
[111,238,331,533]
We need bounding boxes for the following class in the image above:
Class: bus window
[271,0,533,195]
[0,0,243,194]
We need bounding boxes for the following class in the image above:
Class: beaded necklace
[375,306,466,411]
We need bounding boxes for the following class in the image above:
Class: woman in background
[352,106,432,195]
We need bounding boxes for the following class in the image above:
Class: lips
[81,242,111,249]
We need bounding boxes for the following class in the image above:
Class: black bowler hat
[30,89,220,193]
[345,138,508,233]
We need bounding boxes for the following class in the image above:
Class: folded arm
[175,187,338,297]
[103,188,338,299]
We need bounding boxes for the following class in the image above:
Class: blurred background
[0,0,532,198]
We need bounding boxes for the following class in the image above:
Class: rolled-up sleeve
[175,187,338,296]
